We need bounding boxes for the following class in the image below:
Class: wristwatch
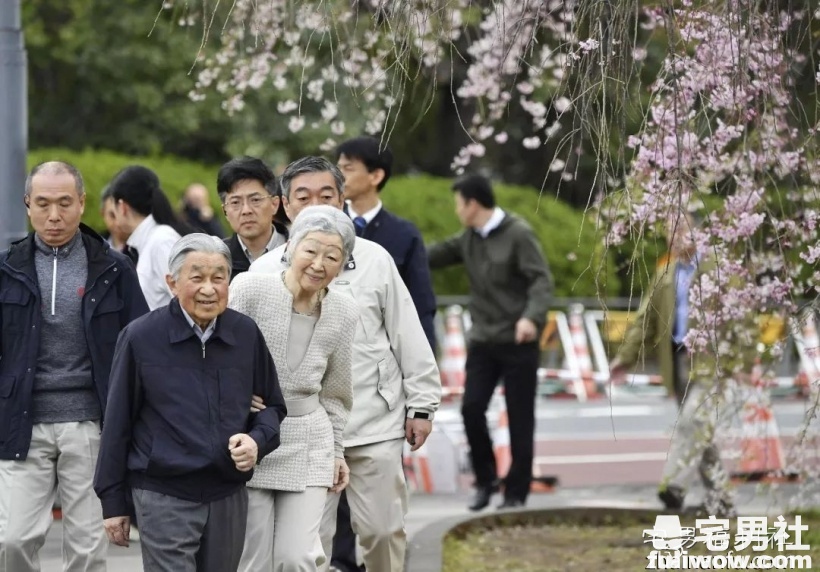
[409,412,430,420]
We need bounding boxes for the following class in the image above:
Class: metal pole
[0,0,28,248]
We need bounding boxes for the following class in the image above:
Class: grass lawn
[442,509,820,571]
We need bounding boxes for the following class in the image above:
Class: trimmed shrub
[27,148,224,232]
[27,149,620,297]
[381,175,620,297]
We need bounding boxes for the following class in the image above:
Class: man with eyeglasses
[217,157,289,281]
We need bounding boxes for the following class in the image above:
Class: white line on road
[535,452,669,465]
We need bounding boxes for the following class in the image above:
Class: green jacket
[428,212,553,344]
[615,257,677,392]
[617,255,757,392]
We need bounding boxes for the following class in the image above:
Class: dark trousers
[671,341,689,406]
[462,341,539,501]
[331,490,364,572]
[132,486,248,572]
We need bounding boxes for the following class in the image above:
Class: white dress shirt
[126,215,180,310]
[347,200,382,224]
[476,207,505,238]
[237,226,287,264]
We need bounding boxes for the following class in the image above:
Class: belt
[285,393,321,417]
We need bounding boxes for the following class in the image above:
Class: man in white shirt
[250,156,441,572]
[217,156,289,281]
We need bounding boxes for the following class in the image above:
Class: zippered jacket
[0,224,149,460]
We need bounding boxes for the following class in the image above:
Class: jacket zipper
[51,247,57,316]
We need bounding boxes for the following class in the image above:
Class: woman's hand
[250,394,266,413]
[330,457,350,493]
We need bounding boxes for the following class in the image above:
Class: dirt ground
[442,510,820,572]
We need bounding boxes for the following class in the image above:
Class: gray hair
[285,205,356,266]
[25,161,85,196]
[168,233,233,280]
[279,156,345,199]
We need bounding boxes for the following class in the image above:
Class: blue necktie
[353,216,367,237]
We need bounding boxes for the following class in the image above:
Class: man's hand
[104,516,131,547]
[405,418,433,452]
[250,394,266,413]
[514,318,537,344]
[228,434,258,472]
[609,359,628,385]
[330,457,350,493]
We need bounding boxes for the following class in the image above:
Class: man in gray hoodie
[0,161,149,572]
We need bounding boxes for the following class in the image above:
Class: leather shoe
[468,485,498,511]
[497,498,526,510]
[658,485,685,511]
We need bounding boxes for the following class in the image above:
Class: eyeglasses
[224,194,270,211]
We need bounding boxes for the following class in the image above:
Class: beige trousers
[0,421,107,572]
[239,486,328,572]
[319,439,407,572]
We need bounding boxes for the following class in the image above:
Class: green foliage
[29,148,619,298]
[381,175,621,297]
[23,0,231,162]
[27,148,224,232]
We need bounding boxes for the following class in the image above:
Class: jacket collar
[167,298,237,346]
[5,223,109,286]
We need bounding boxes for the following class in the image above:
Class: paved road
[431,392,813,489]
[41,393,814,569]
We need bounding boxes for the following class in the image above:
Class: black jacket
[0,224,149,460]
[358,208,437,350]
[224,221,289,281]
[93,299,287,517]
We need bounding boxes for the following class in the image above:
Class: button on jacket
[0,224,149,461]
[93,299,287,519]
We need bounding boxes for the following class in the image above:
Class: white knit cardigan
[228,271,356,491]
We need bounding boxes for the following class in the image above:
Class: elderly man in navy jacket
[0,161,149,572]
[94,234,286,572]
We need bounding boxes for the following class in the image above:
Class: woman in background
[108,165,193,309]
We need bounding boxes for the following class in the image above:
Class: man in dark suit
[330,137,438,572]
[336,137,437,348]
[217,157,289,281]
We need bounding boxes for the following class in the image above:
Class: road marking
[535,452,669,464]
[537,405,668,419]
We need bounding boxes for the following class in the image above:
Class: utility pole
[0,0,28,249]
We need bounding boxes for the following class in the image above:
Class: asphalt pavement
[40,394,817,570]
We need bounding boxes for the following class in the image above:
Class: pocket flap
[0,287,31,306]
[0,375,17,398]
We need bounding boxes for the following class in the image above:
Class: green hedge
[28,148,620,297]
[27,148,226,231]
[381,175,620,297]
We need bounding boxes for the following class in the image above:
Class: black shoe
[496,498,526,510]
[468,485,498,511]
[658,485,685,511]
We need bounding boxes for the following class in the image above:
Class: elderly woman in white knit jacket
[228,205,357,572]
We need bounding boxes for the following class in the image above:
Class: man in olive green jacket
[610,214,736,516]
[428,174,553,512]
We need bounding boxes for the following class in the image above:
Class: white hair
[285,205,356,266]
[168,233,232,280]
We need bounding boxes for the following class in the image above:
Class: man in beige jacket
[250,156,441,571]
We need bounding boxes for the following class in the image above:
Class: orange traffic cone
[439,305,467,401]
[492,391,558,494]
[730,383,793,483]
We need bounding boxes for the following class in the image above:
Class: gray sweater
[32,232,100,423]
